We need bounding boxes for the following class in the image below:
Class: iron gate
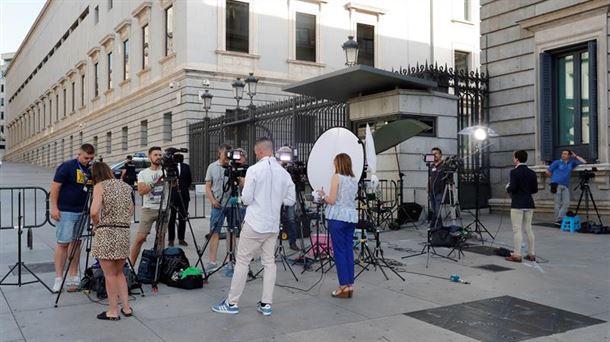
[394,63,490,209]
[189,96,348,183]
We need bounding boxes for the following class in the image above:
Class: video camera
[223,149,248,186]
[161,147,188,180]
[579,167,597,183]
[276,145,307,189]
[441,155,464,173]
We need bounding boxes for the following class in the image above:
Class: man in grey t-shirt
[205,144,233,271]
[130,146,168,265]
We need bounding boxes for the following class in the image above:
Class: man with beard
[130,146,166,265]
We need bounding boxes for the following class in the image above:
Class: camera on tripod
[222,149,248,183]
[579,167,597,184]
[161,147,188,180]
[440,155,463,180]
[277,145,307,190]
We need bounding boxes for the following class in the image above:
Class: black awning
[282,65,437,102]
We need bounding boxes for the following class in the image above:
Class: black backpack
[137,249,159,284]
[160,247,190,284]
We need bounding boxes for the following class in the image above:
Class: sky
[0,0,46,55]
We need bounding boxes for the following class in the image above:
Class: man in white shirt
[212,137,295,316]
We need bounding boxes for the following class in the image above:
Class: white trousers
[510,209,535,257]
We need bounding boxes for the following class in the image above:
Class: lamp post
[244,72,258,110]
[231,77,245,110]
[199,80,214,175]
[342,35,359,66]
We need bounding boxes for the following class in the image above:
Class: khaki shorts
[138,207,167,235]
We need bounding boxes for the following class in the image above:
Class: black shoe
[178,240,188,246]
[289,243,299,251]
[121,308,133,317]
[97,312,120,321]
[168,241,175,247]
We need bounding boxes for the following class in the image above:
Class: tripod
[195,176,243,280]
[54,186,93,306]
[300,202,334,274]
[354,180,405,280]
[253,223,299,281]
[0,193,53,293]
[403,171,459,268]
[151,166,207,290]
[575,179,603,226]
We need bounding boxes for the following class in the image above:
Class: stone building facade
[481,0,610,218]
[5,0,479,171]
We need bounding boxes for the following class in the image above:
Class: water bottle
[449,274,470,284]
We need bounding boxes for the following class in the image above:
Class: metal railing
[1,184,208,229]
[0,187,51,230]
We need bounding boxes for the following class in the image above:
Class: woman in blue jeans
[318,153,358,298]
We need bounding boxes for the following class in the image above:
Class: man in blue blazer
[505,150,538,262]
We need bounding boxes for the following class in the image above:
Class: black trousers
[168,199,189,241]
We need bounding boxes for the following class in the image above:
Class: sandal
[97,312,120,321]
[505,255,522,263]
[121,308,133,317]
[524,255,536,262]
[331,286,352,298]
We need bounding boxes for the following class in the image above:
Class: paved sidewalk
[0,162,608,342]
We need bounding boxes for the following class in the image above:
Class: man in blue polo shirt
[50,144,95,292]
[545,149,586,225]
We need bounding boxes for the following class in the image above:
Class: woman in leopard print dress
[90,162,134,321]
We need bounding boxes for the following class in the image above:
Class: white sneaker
[52,277,62,293]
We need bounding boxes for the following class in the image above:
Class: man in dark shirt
[428,147,444,228]
[505,150,538,263]
[120,155,137,187]
[50,143,95,292]
[168,153,192,246]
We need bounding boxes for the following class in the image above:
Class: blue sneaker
[224,263,234,277]
[257,302,272,316]
[211,299,239,315]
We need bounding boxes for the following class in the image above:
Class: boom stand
[0,193,53,293]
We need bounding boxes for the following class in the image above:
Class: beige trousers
[510,209,535,257]
[227,222,277,305]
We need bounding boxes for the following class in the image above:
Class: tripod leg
[0,263,20,284]
[20,264,53,293]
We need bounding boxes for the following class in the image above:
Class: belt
[96,224,130,229]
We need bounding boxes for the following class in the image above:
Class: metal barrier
[0,187,51,230]
[1,184,207,228]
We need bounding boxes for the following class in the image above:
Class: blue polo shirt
[548,159,582,187]
[53,159,92,213]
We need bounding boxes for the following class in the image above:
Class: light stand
[458,126,498,244]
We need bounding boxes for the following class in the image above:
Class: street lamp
[342,35,359,66]
[200,90,213,118]
[244,72,258,108]
[232,77,245,109]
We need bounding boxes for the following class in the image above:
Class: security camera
[169,81,178,89]
[202,79,210,88]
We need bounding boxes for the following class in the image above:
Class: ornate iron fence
[189,96,348,183]
[393,63,490,209]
